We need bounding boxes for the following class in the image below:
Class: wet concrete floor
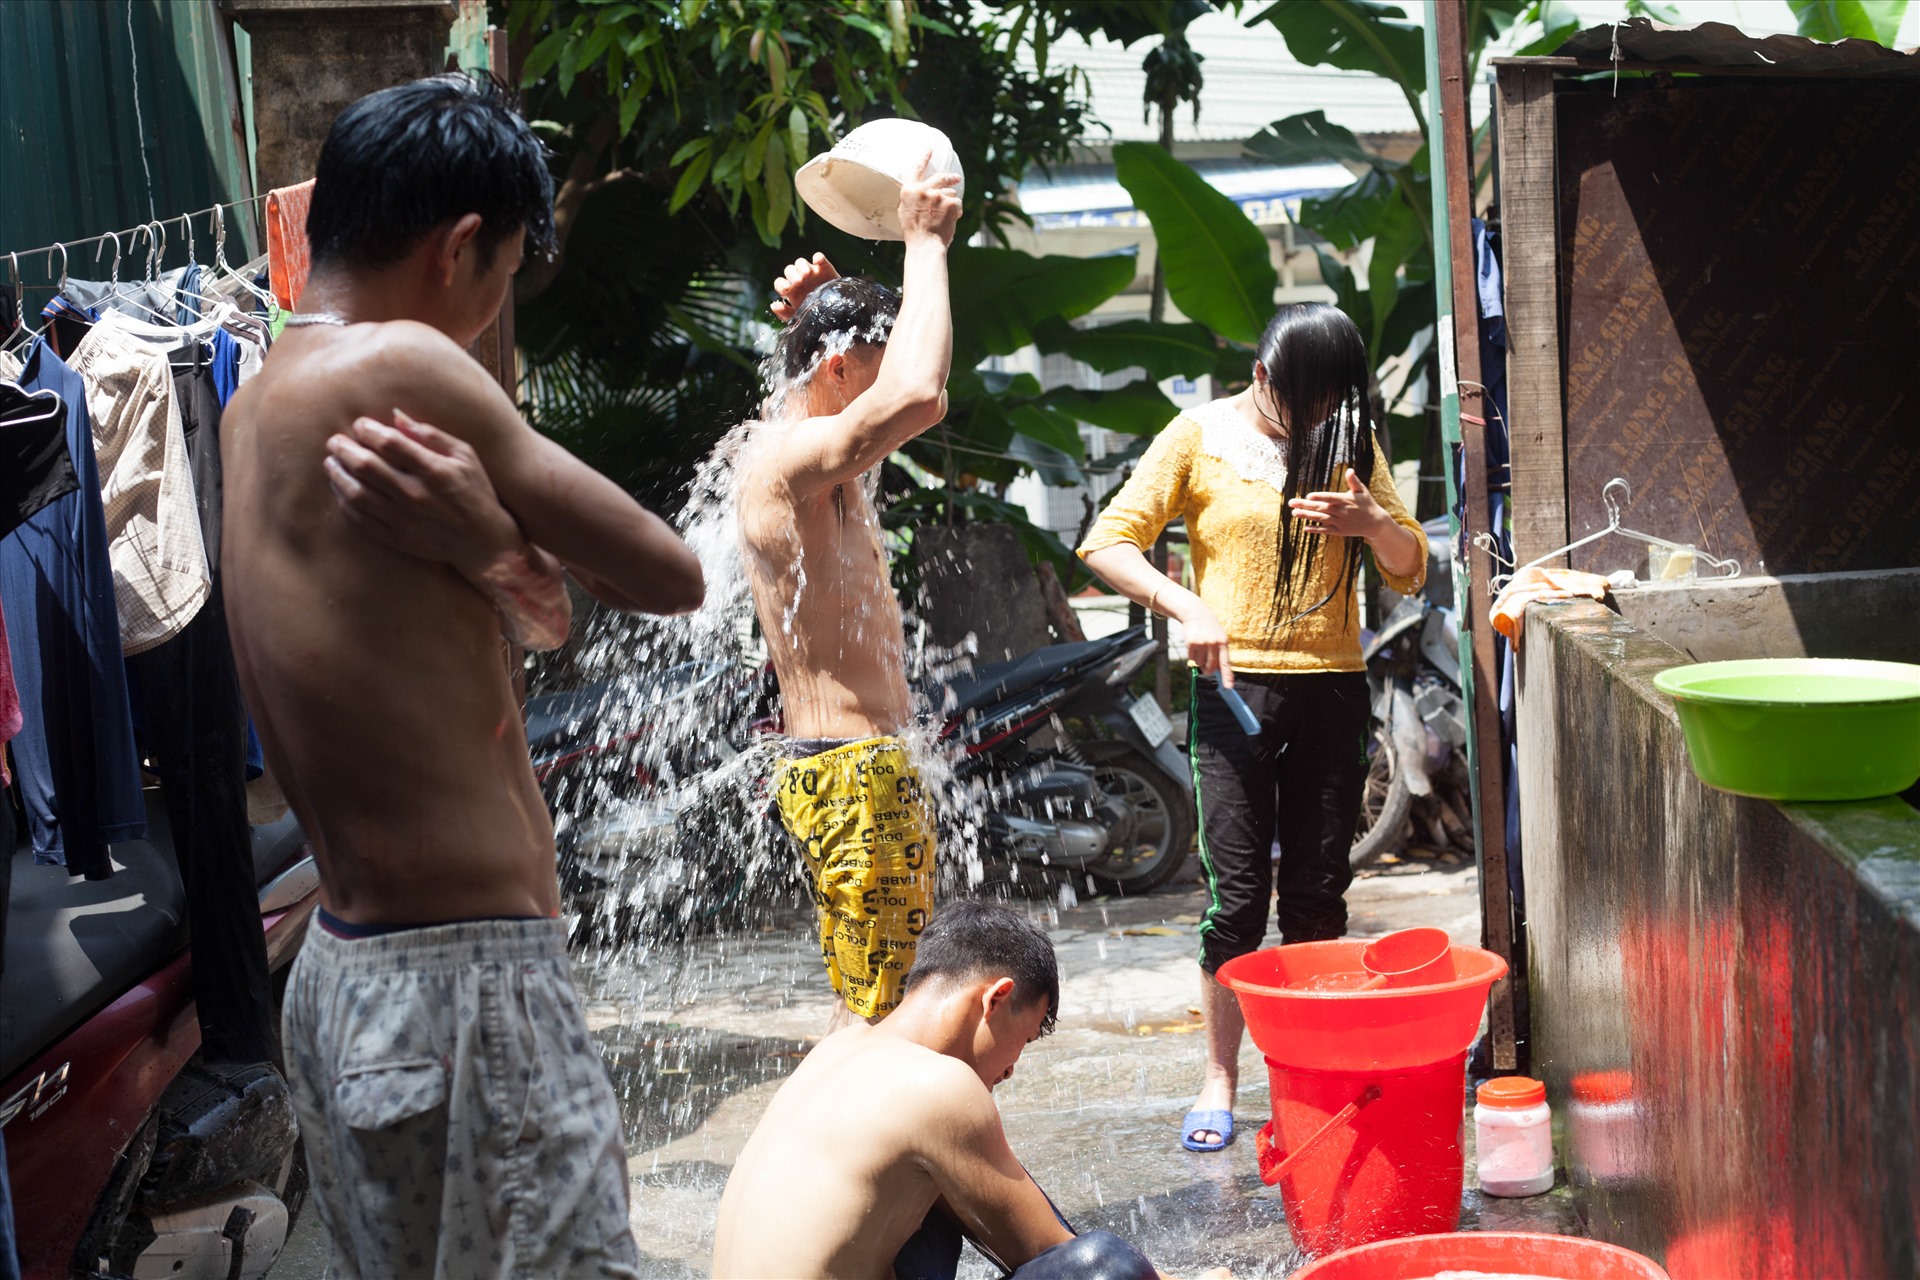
[275,856,1581,1276]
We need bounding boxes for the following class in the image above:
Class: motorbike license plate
[1128,692,1173,747]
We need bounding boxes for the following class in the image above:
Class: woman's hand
[1286,467,1389,539]
[770,252,839,321]
[1175,600,1234,689]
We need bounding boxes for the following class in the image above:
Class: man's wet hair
[308,73,557,271]
[902,900,1059,1035]
[774,276,901,384]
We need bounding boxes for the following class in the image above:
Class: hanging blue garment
[209,328,241,406]
[0,339,146,875]
[203,328,265,781]
[174,263,205,326]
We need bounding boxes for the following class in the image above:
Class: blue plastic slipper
[1181,1108,1234,1152]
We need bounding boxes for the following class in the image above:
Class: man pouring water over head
[738,144,961,1026]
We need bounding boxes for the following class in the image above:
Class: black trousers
[125,578,276,1065]
[1190,667,1371,973]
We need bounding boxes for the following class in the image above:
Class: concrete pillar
[221,0,456,195]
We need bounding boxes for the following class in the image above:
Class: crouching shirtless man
[222,75,703,1277]
[712,900,1230,1279]
[739,156,959,1026]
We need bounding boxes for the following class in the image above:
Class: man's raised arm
[775,156,961,499]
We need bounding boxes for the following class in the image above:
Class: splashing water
[538,319,1011,1017]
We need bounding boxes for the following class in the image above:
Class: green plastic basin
[1653,659,1920,801]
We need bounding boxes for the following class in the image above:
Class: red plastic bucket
[1255,1055,1468,1257]
[1288,1230,1671,1279]
[1219,941,1506,1255]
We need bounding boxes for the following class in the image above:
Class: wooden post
[1437,1,1517,1071]
[1492,62,1567,567]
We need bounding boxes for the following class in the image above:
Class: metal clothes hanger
[4,251,22,339]
[5,243,66,354]
[1474,477,1741,590]
[209,204,280,321]
[101,228,182,327]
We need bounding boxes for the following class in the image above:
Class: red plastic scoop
[1355,927,1455,990]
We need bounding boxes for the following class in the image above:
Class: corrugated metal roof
[1533,16,1920,74]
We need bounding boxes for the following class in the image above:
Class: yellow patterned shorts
[772,737,935,1019]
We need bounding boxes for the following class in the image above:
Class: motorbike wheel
[1350,716,1412,870]
[1083,749,1196,896]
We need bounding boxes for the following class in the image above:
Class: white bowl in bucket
[796,119,964,241]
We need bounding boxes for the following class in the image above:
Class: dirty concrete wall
[223,0,456,195]
[1517,600,1920,1278]
[1612,568,1920,665]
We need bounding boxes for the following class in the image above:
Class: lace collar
[1192,398,1289,497]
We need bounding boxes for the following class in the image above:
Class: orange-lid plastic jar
[1477,1077,1547,1109]
[1474,1076,1554,1196]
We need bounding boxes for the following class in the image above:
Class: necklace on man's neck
[284,312,350,328]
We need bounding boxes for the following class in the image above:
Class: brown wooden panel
[1556,80,1920,577]
[1495,65,1570,567]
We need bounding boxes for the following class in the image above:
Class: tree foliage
[501,0,1261,598]
[1239,0,1578,481]
[1786,0,1910,43]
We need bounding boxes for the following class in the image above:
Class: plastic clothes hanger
[0,384,62,426]
[1475,477,1740,590]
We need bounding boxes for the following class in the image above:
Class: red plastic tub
[1218,940,1507,1072]
[1288,1230,1670,1279]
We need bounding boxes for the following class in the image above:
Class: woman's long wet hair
[1254,303,1376,631]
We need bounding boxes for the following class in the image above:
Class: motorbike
[933,623,1194,897]
[526,623,1197,940]
[1,792,319,1278]
[1351,515,1473,869]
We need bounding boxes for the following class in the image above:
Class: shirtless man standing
[739,158,960,1024]
[712,900,1228,1279]
[222,75,702,1276]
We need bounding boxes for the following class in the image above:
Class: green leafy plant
[1786,0,1910,43]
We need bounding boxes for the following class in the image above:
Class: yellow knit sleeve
[1364,435,1428,596]
[1077,416,1196,558]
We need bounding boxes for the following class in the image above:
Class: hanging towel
[1489,566,1613,649]
[266,178,316,311]
[68,323,211,654]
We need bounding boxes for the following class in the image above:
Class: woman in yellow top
[1078,303,1426,1152]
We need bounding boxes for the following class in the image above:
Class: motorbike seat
[0,793,189,1084]
[524,683,613,757]
[937,635,1120,720]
